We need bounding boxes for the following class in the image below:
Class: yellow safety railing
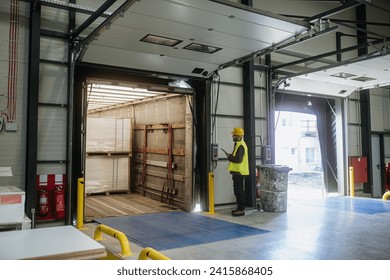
[77,178,86,230]
[94,224,132,257]
[349,166,355,197]
[208,172,214,214]
[383,191,390,200]
[138,247,170,260]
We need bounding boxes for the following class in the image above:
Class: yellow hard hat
[231,127,244,136]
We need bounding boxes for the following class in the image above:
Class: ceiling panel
[282,54,390,98]
[81,0,310,77]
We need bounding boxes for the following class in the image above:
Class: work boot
[231,209,245,216]
[230,208,239,214]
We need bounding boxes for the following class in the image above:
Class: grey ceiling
[65,0,390,98]
[80,0,310,78]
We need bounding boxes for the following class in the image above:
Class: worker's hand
[221,148,229,157]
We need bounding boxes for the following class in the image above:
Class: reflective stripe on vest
[228,139,249,175]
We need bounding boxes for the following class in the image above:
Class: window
[305,148,317,163]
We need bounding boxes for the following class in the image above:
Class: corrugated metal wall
[37,4,69,177]
[0,2,29,189]
[211,65,268,205]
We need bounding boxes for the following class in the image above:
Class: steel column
[266,55,275,164]
[67,0,76,225]
[25,2,41,219]
[356,4,372,194]
[242,61,256,208]
[241,0,256,208]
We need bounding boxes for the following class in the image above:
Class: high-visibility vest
[228,139,249,175]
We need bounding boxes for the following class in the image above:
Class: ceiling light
[184,43,222,54]
[331,72,357,79]
[192,67,205,74]
[140,34,182,47]
[351,76,376,82]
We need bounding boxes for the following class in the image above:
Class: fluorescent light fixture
[351,76,376,82]
[184,43,222,54]
[338,90,347,95]
[331,72,357,79]
[140,34,182,47]
[192,67,205,74]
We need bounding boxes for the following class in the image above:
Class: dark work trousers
[232,174,245,210]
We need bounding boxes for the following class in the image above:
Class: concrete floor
[81,195,390,260]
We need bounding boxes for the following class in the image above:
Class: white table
[0,225,106,260]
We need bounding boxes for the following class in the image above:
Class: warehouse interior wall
[211,65,268,208]
[0,1,390,225]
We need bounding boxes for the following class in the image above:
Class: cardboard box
[0,186,25,224]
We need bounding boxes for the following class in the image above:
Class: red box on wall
[349,156,368,183]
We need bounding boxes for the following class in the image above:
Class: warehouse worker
[223,127,249,216]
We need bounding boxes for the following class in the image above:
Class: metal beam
[275,25,339,52]
[217,25,337,74]
[67,0,76,225]
[354,0,390,14]
[273,36,390,70]
[334,20,386,39]
[71,0,117,40]
[25,0,112,17]
[242,0,256,208]
[304,0,363,22]
[72,0,138,58]
[25,1,41,220]
[274,48,389,82]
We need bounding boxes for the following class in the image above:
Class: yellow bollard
[94,224,132,257]
[349,166,354,197]
[138,247,170,260]
[208,172,214,214]
[77,178,86,230]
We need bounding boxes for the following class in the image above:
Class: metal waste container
[257,165,291,212]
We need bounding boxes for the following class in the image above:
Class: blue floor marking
[313,197,390,214]
[95,212,269,251]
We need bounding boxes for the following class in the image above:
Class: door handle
[376,164,380,170]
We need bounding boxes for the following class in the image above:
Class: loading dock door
[82,79,195,212]
[274,93,340,195]
[282,55,390,98]
[79,0,310,78]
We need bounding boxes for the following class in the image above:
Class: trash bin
[257,165,291,212]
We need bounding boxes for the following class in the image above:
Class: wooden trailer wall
[87,94,193,211]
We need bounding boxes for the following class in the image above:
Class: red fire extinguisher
[38,189,49,216]
[53,186,65,219]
